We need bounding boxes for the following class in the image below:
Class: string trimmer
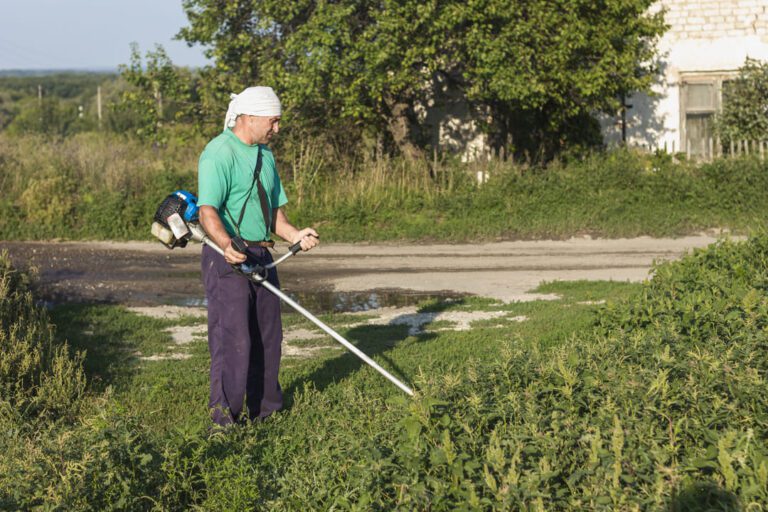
[151,190,414,396]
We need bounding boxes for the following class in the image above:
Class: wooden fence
[684,138,768,162]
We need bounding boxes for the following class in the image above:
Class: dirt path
[0,234,732,305]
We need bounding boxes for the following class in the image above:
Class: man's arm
[199,205,247,264]
[273,208,319,252]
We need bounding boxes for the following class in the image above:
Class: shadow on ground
[282,300,466,408]
[51,305,151,391]
[669,481,742,511]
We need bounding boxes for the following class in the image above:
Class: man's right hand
[199,206,249,264]
[224,241,248,264]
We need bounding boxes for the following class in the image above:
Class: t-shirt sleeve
[197,155,229,208]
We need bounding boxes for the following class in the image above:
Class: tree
[116,43,198,143]
[458,0,666,157]
[5,97,81,136]
[178,0,666,159]
[716,58,768,144]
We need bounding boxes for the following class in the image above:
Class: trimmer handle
[288,234,319,255]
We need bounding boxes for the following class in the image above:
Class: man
[197,86,319,427]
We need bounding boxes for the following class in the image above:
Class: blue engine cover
[173,190,199,222]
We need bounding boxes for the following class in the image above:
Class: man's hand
[292,228,320,252]
[274,208,319,252]
[199,206,248,264]
[224,242,248,265]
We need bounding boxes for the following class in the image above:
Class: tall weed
[2,132,768,241]
[0,252,85,420]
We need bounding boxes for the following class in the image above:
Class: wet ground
[0,234,730,312]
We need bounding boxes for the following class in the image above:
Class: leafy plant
[4,235,768,509]
[0,252,86,421]
[716,58,768,144]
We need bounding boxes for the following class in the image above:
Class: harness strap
[224,146,274,240]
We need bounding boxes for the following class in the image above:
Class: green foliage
[0,252,86,421]
[716,58,768,143]
[0,67,206,142]
[0,404,166,511]
[4,236,768,508]
[0,72,112,99]
[287,149,768,241]
[0,72,116,136]
[177,0,667,157]
[5,96,91,136]
[116,43,200,144]
[460,0,665,156]
[2,134,768,241]
[0,132,199,240]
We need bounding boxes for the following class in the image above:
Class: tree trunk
[384,97,424,160]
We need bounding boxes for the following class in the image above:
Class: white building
[602,0,768,157]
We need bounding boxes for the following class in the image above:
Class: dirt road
[0,235,730,306]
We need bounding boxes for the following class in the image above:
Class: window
[680,74,735,158]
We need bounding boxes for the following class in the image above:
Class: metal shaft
[258,278,414,396]
[193,228,414,396]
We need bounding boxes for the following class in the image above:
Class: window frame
[679,71,739,154]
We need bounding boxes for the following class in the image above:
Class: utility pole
[156,89,163,119]
[38,84,43,130]
[620,94,632,145]
[97,86,102,129]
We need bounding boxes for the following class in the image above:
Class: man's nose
[273,122,279,134]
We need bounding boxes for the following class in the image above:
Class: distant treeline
[0,72,115,96]
[0,71,156,136]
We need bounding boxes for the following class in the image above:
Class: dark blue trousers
[202,245,283,426]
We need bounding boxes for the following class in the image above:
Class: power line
[0,36,61,68]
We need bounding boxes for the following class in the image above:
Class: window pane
[686,83,714,111]
[686,113,713,156]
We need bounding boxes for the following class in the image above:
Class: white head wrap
[224,86,282,130]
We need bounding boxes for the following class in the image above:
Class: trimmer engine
[151,190,200,249]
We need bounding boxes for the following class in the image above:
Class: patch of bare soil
[127,304,529,359]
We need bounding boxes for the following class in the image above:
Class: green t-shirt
[197,129,288,241]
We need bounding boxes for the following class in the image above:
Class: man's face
[246,115,280,144]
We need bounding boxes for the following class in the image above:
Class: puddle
[170,289,467,314]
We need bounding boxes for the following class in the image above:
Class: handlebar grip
[289,242,303,255]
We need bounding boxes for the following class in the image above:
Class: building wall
[415,73,491,162]
[602,0,768,151]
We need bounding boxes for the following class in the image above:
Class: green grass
[47,280,630,437]
[45,279,635,441]
[4,237,768,509]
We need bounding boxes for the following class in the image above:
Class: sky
[0,0,210,71]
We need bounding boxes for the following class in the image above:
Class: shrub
[370,236,768,509]
[235,237,768,509]
[716,58,768,143]
[0,251,86,420]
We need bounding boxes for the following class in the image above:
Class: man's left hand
[292,228,320,252]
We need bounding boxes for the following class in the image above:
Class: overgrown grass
[3,237,768,509]
[2,132,768,241]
